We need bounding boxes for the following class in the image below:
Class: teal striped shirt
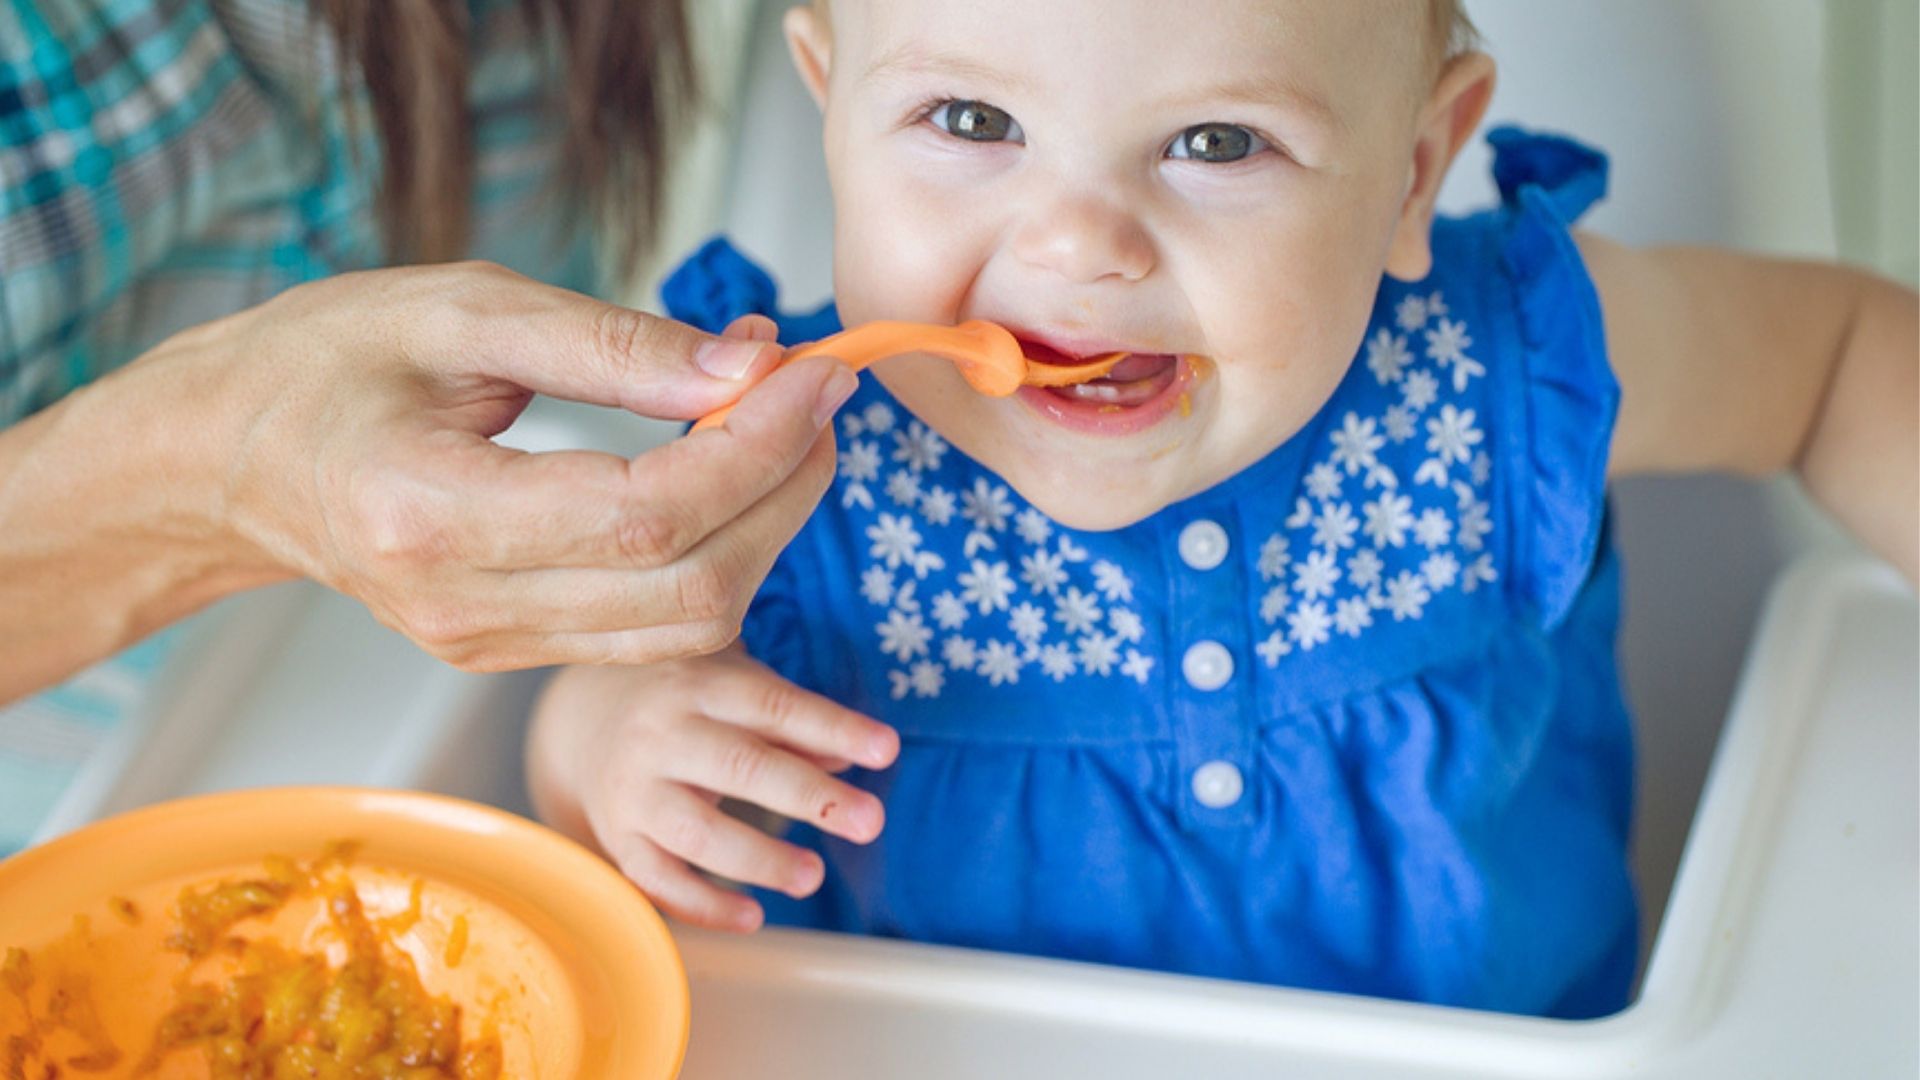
[0,0,600,425]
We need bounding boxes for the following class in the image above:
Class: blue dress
[662,128,1636,1019]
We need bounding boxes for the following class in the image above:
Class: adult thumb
[445,274,791,421]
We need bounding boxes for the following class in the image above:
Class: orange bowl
[0,787,688,1078]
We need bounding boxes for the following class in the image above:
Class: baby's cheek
[830,177,987,327]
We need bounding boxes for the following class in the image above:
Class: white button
[1191,760,1245,809]
[1181,640,1234,692]
[1178,519,1230,571]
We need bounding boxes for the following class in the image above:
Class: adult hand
[0,261,853,697]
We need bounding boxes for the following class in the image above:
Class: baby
[529,0,1917,1018]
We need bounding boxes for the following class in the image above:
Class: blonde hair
[1432,0,1481,66]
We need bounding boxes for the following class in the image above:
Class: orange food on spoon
[691,320,1127,431]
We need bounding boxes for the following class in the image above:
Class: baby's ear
[1385,52,1497,282]
[783,6,832,109]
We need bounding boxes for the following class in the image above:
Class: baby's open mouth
[1017,338,1182,407]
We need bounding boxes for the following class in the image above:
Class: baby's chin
[967,441,1197,532]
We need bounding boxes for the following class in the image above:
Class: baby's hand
[528,648,899,932]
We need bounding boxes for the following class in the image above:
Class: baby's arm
[1584,234,1918,582]
[526,648,898,930]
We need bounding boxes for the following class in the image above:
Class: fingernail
[812,365,858,429]
[866,730,898,768]
[696,338,774,380]
[790,856,825,897]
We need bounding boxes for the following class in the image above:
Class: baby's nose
[1010,194,1155,285]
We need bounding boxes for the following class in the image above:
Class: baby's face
[789,0,1476,530]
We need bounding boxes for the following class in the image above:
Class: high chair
[10,2,1913,1076]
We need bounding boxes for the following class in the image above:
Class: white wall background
[623,0,1915,985]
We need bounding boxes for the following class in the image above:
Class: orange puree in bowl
[2,844,576,1080]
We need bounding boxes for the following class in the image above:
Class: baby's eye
[1167,123,1269,163]
[927,100,1024,143]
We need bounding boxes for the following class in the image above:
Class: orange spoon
[691,320,1126,432]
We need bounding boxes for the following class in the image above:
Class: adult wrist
[0,336,294,696]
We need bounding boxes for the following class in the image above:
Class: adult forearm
[0,340,288,702]
[1797,274,1919,584]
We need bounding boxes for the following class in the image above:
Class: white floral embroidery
[867,513,923,570]
[1008,602,1049,644]
[885,470,922,506]
[1348,548,1385,590]
[1305,462,1343,501]
[958,558,1016,614]
[1425,316,1487,393]
[1311,502,1360,551]
[1285,497,1314,530]
[834,406,1154,694]
[977,639,1023,685]
[943,635,978,669]
[1334,596,1373,637]
[1330,413,1385,475]
[1462,553,1498,592]
[1259,585,1291,624]
[893,420,945,472]
[1414,508,1454,549]
[840,439,881,483]
[1414,457,1451,488]
[1245,286,1499,661]
[1363,492,1415,548]
[1425,317,1471,367]
[894,581,921,613]
[1292,549,1341,600]
[921,485,957,525]
[1395,294,1429,332]
[1038,642,1078,680]
[1402,369,1439,412]
[1366,329,1414,385]
[1256,630,1292,667]
[1055,587,1103,635]
[907,659,945,698]
[932,591,968,629]
[860,566,894,607]
[1258,535,1291,581]
[1426,405,1483,466]
[1020,549,1069,595]
[1014,507,1053,546]
[876,609,932,662]
[1423,552,1461,591]
[961,478,1014,534]
[1077,633,1122,676]
[1288,600,1333,650]
[1383,404,1417,444]
[1384,571,1432,621]
[1092,560,1134,603]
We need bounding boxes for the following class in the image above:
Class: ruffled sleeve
[1489,127,1619,630]
[738,546,819,689]
[658,237,836,680]
[658,236,842,346]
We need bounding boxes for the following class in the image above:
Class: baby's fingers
[703,653,899,771]
[644,785,826,899]
[605,832,763,933]
[665,724,884,845]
